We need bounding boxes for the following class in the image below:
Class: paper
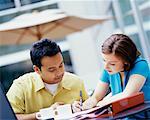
[55,92,144,120]
[36,104,73,120]
[55,106,100,120]
[55,105,109,120]
[54,104,73,119]
[36,107,55,120]
[36,104,109,120]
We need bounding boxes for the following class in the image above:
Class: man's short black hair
[30,38,61,69]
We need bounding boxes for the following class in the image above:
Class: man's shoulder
[62,72,84,89]
[7,72,38,96]
[13,72,37,85]
[63,72,82,82]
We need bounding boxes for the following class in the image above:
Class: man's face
[35,53,65,84]
[102,53,125,75]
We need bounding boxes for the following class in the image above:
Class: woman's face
[102,53,125,74]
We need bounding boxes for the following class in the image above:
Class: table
[93,102,150,120]
[39,102,150,120]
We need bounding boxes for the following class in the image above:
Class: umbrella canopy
[0,9,110,45]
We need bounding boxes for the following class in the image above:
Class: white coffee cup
[36,107,55,120]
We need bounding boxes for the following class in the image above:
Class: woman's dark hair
[30,38,61,69]
[102,34,140,70]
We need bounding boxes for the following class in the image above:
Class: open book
[55,105,109,120]
[54,92,144,120]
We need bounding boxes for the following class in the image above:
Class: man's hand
[51,102,64,110]
[71,101,82,113]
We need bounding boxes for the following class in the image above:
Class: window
[0,0,15,11]
[119,0,135,26]
[21,0,47,6]
[0,60,33,93]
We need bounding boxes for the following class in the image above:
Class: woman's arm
[103,92,112,100]
[82,81,109,110]
[97,74,146,107]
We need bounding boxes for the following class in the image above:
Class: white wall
[58,0,114,91]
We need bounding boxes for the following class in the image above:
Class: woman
[73,34,150,118]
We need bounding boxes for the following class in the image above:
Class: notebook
[109,92,144,115]
[38,92,144,120]
[71,92,144,119]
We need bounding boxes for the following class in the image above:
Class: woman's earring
[124,63,130,71]
[124,63,128,66]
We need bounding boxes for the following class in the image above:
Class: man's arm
[16,113,36,120]
[15,102,64,120]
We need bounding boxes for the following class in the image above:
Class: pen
[80,90,83,107]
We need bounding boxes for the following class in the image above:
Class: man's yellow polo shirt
[6,72,88,114]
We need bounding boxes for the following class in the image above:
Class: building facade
[0,0,149,92]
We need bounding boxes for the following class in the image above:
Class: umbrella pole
[36,25,42,40]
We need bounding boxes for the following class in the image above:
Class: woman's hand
[96,100,105,107]
[82,97,98,110]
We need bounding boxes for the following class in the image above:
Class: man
[7,39,88,120]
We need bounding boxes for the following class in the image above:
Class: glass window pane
[146,31,150,45]
[0,60,33,93]
[129,34,144,58]
[0,44,31,56]
[119,0,135,26]
[136,0,149,5]
[0,0,15,10]
[136,0,150,22]
[20,0,47,6]
[111,3,118,28]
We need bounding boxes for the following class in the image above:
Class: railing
[0,0,58,17]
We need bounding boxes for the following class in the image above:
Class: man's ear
[33,65,40,74]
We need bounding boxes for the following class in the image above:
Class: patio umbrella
[0,9,110,45]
